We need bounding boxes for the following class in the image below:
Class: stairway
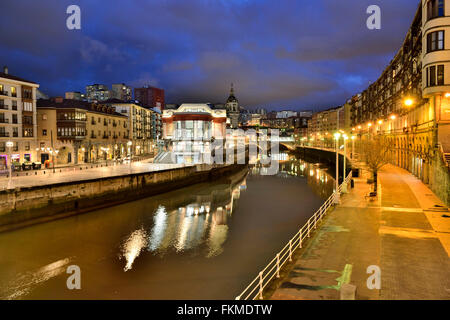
[154,151,175,164]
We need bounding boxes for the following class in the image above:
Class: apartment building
[0,67,39,170]
[101,99,156,156]
[349,0,450,204]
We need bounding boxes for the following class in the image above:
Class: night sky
[0,0,419,111]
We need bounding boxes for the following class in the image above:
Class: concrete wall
[0,164,246,231]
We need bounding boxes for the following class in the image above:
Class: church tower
[226,83,240,129]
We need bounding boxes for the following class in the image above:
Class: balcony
[12,132,18,137]
[0,132,9,137]
[0,91,8,96]
[0,118,9,124]
[103,134,108,139]
[90,134,97,139]
[11,93,17,97]
[0,105,8,110]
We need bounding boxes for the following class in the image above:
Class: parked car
[32,162,42,170]
[22,161,33,171]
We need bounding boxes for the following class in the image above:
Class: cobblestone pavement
[271,164,450,300]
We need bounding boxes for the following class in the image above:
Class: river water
[0,154,334,300]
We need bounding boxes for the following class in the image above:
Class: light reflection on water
[119,179,247,271]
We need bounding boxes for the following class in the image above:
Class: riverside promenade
[271,164,450,300]
[0,160,186,190]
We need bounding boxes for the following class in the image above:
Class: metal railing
[235,171,353,300]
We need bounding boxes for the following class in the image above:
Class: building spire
[230,83,234,95]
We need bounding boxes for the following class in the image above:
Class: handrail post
[314,213,317,229]
[307,219,311,238]
[276,253,280,278]
[259,272,264,300]
[289,240,293,262]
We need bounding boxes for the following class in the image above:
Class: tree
[359,137,390,194]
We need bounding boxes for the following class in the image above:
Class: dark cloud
[0,0,419,111]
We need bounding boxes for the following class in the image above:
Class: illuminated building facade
[162,104,227,164]
[350,0,450,204]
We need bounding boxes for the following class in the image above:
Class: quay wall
[0,164,247,232]
[293,147,353,181]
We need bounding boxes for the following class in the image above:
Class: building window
[437,65,445,85]
[23,102,33,112]
[427,65,445,87]
[427,31,445,52]
[23,128,33,137]
[43,129,47,136]
[427,0,445,20]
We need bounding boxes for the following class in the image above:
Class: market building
[162,103,227,164]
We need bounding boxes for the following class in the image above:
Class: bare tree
[359,137,390,194]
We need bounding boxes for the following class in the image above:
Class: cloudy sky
[0,0,419,111]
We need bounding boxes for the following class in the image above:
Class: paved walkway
[0,161,187,190]
[271,164,450,300]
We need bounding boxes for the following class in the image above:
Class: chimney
[3,66,8,74]
[54,97,64,103]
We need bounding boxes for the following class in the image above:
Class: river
[0,154,334,300]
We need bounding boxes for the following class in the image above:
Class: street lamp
[351,135,356,161]
[404,98,414,107]
[342,134,349,193]
[334,132,341,204]
[127,141,133,173]
[6,141,13,189]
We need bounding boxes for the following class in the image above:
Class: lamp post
[342,134,348,193]
[6,141,13,189]
[334,132,341,204]
[351,135,356,161]
[127,141,133,173]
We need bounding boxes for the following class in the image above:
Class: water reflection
[119,176,248,270]
[250,154,334,201]
[0,258,72,300]
[121,228,148,272]
[279,156,334,200]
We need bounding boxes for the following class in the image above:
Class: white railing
[235,171,353,300]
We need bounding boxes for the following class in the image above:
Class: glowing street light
[445,93,450,98]
[404,98,414,107]
[378,120,383,125]
[390,115,397,120]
